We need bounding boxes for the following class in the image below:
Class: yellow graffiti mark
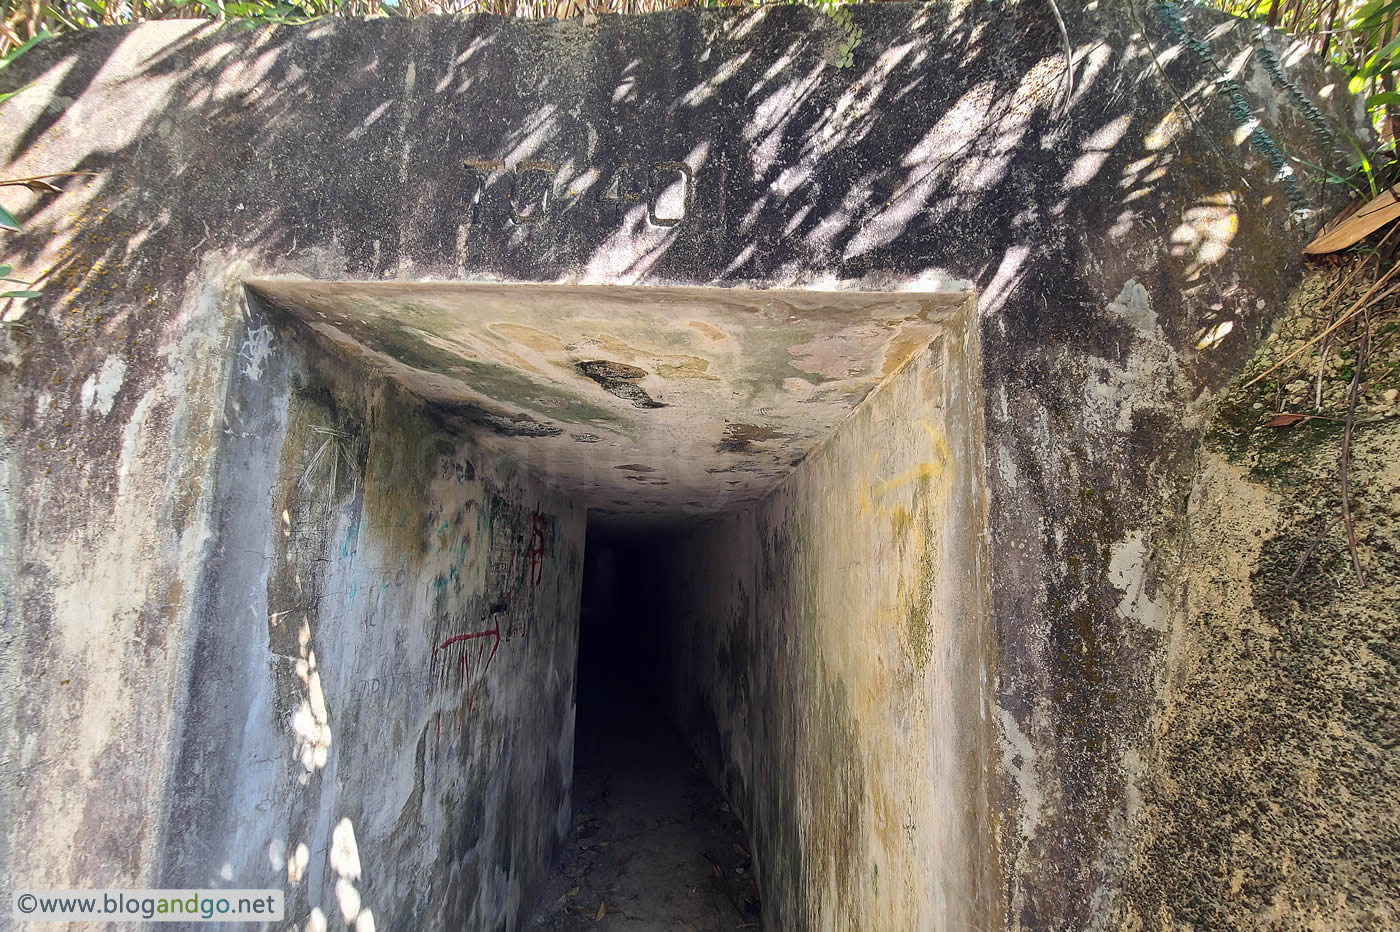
[859,419,950,670]
[863,420,951,516]
[871,458,944,498]
[887,505,913,537]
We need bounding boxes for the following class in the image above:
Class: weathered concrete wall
[1,270,586,929]
[645,306,994,930]
[162,290,586,929]
[0,2,1373,928]
[247,279,973,520]
[1110,273,1400,929]
[1,260,248,903]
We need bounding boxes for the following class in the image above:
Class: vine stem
[1046,0,1074,115]
[1339,311,1369,587]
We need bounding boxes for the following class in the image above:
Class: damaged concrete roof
[250,279,974,517]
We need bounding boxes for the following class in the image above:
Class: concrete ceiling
[249,279,973,519]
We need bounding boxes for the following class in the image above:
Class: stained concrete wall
[1109,273,1400,929]
[247,280,973,521]
[646,311,992,929]
[0,3,1378,928]
[1,269,586,929]
[170,290,586,929]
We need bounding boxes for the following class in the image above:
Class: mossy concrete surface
[640,321,994,930]
[158,289,588,929]
[0,2,1380,929]
[1112,269,1400,929]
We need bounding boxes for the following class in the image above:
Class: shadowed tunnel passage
[240,278,992,929]
[527,525,760,929]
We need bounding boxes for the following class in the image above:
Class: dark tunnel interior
[538,519,763,928]
[226,279,983,929]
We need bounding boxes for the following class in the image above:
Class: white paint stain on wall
[996,444,1018,491]
[238,325,275,381]
[1109,530,1167,632]
[1083,280,1185,434]
[79,356,126,417]
[997,706,1044,845]
[1108,279,1156,334]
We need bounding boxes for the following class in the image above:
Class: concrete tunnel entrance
[240,278,995,927]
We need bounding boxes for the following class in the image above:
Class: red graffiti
[526,506,548,588]
[436,628,501,658]
[430,626,500,747]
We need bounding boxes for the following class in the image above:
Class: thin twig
[1288,512,1345,589]
[1267,411,1343,424]
[1314,330,1330,411]
[1046,0,1074,115]
[1339,310,1369,587]
[0,171,97,186]
[1244,256,1400,388]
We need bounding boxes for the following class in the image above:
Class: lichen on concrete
[147,292,588,929]
[0,2,1375,927]
[249,279,967,519]
[646,302,996,930]
[1111,268,1400,929]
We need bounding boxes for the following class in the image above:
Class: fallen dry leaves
[1306,187,1400,254]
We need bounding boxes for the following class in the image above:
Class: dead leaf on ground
[1305,187,1400,254]
[595,900,607,922]
[1264,412,1309,428]
[733,843,749,857]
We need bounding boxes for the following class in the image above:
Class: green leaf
[1352,0,1400,28]
[0,32,53,71]
[0,205,20,233]
[1368,91,1400,109]
[1377,32,1400,62]
[40,5,85,32]
[1360,36,1400,78]
[1352,0,1390,23]
[1,290,41,299]
[0,265,11,278]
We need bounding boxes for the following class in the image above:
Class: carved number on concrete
[511,160,556,225]
[464,158,693,228]
[648,162,692,227]
[597,164,642,224]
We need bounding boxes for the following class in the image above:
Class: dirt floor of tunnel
[528,655,760,930]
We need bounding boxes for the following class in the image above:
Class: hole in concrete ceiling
[247,279,975,522]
